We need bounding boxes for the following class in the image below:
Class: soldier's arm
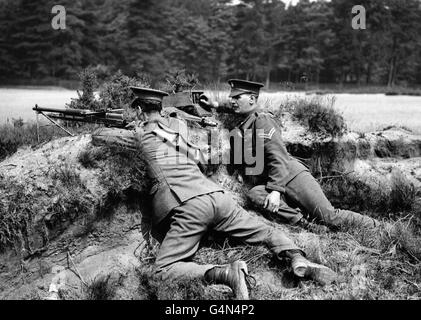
[212,101,235,113]
[91,127,141,151]
[256,114,292,194]
[199,95,235,113]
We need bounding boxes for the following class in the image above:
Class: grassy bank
[0,121,99,161]
[132,220,421,300]
[0,122,63,161]
[57,218,421,300]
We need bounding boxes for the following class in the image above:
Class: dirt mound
[0,135,147,299]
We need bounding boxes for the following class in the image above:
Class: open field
[265,84,421,96]
[208,90,421,134]
[266,92,421,134]
[1,87,421,134]
[0,87,78,124]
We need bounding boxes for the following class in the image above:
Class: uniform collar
[143,117,172,130]
[239,111,259,129]
[155,119,180,135]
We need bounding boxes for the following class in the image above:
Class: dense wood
[0,0,420,86]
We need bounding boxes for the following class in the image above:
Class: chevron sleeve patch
[257,127,276,140]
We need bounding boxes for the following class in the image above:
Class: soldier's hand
[236,173,244,184]
[125,120,141,130]
[199,94,217,111]
[264,191,281,213]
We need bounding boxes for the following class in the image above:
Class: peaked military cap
[130,87,169,103]
[228,79,264,98]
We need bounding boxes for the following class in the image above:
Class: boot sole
[305,262,337,286]
[291,257,308,277]
[232,260,249,300]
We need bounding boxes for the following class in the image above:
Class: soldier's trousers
[154,191,300,280]
[248,171,379,229]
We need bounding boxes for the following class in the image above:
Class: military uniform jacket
[238,111,308,194]
[139,117,223,225]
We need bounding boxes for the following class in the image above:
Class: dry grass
[0,162,94,252]
[132,218,421,300]
[81,144,149,194]
[0,176,32,251]
[320,169,419,224]
[0,122,66,161]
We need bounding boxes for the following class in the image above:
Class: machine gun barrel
[32,104,128,140]
[33,105,106,116]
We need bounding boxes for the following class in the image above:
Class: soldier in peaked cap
[94,86,338,299]
[129,86,169,112]
[228,79,263,97]
[199,79,382,231]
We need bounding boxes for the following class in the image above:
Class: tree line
[1,0,421,87]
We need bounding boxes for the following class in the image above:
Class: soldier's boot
[287,250,337,286]
[205,260,250,300]
[295,217,329,233]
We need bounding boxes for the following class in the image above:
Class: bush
[159,68,200,93]
[67,67,101,111]
[68,68,151,123]
[97,71,149,121]
[280,96,347,138]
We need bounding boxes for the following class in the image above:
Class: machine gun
[33,90,218,140]
[32,104,128,138]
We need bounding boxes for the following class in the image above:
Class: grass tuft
[284,96,347,138]
[78,147,107,169]
[86,274,119,300]
[389,169,417,213]
[0,177,32,252]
